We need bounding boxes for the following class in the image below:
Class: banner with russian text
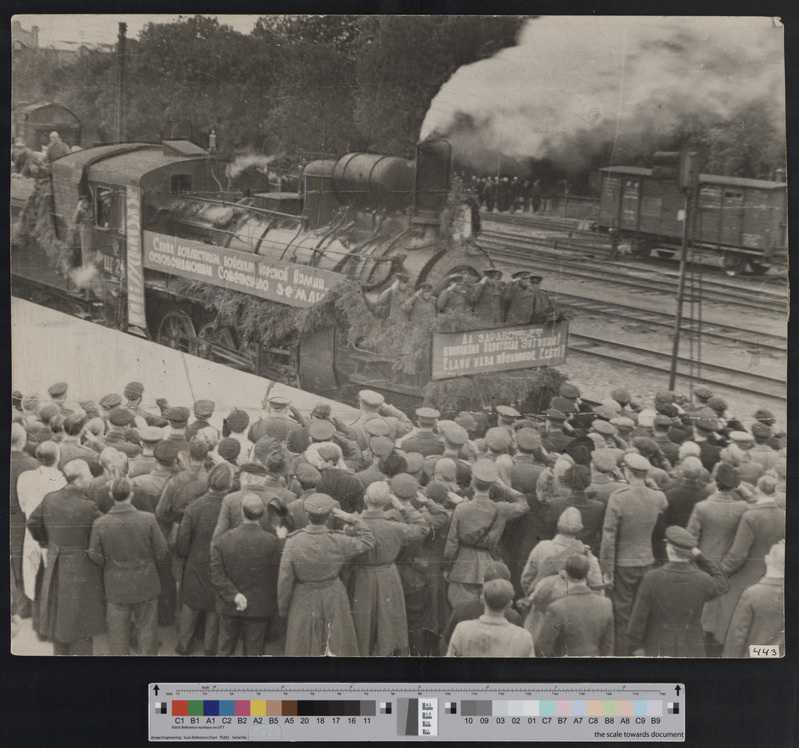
[126,186,147,328]
[431,320,569,379]
[141,230,345,308]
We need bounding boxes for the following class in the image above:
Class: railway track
[568,332,786,404]
[479,231,787,315]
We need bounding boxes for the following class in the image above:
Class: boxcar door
[619,177,641,231]
[720,188,745,247]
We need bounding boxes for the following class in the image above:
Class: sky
[14,14,261,46]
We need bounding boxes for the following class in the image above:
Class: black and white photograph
[10,14,787,660]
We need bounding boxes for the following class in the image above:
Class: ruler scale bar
[149,683,685,742]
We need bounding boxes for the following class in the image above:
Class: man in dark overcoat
[26,460,106,654]
[175,462,234,655]
[210,494,282,656]
[11,422,38,616]
[88,477,169,655]
[627,526,729,657]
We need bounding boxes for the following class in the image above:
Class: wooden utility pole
[115,22,127,143]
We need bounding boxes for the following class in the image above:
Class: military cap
[496,405,521,418]
[446,272,465,282]
[99,393,123,410]
[440,422,468,446]
[511,270,532,279]
[707,396,728,413]
[217,437,242,461]
[108,407,135,427]
[516,428,541,451]
[415,406,441,420]
[317,443,342,462]
[153,440,180,463]
[548,397,574,415]
[308,419,336,441]
[39,403,60,423]
[665,526,698,551]
[359,390,385,407]
[79,400,100,417]
[557,507,583,534]
[363,418,392,437]
[545,408,567,423]
[123,381,145,398]
[455,413,478,432]
[140,426,165,443]
[390,473,419,500]
[268,395,291,408]
[485,427,512,451]
[591,420,616,436]
[165,406,190,426]
[610,417,635,431]
[47,382,68,398]
[753,409,775,424]
[472,459,499,483]
[751,422,772,439]
[311,402,332,419]
[528,275,543,283]
[239,462,268,476]
[559,383,581,400]
[624,453,652,472]
[418,281,434,290]
[484,268,503,278]
[611,387,631,403]
[404,452,425,474]
[694,386,713,400]
[592,449,618,472]
[653,414,673,429]
[370,435,395,458]
[729,430,754,443]
[304,492,336,516]
[295,463,322,486]
[194,399,215,418]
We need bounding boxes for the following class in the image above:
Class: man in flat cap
[749,422,780,472]
[47,381,71,413]
[88,477,169,655]
[286,464,332,531]
[210,493,282,656]
[185,400,218,441]
[600,452,668,654]
[436,272,473,314]
[470,269,506,324]
[99,392,124,414]
[588,448,627,505]
[443,459,529,608]
[103,407,143,459]
[124,382,168,429]
[278,494,376,656]
[163,407,192,462]
[398,407,445,457]
[627,526,729,657]
[175,463,235,655]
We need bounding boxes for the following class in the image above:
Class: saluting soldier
[470,269,506,324]
[436,273,472,314]
[503,272,554,324]
[401,282,437,326]
[397,407,445,457]
[185,399,218,441]
[278,493,376,656]
[376,272,413,323]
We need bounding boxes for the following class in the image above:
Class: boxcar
[597,166,787,275]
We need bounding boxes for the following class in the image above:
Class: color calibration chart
[149,683,685,742]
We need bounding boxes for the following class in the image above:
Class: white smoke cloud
[421,16,785,173]
[225,153,277,180]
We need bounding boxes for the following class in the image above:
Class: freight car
[596,166,788,275]
[12,138,566,410]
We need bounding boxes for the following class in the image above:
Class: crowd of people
[455,173,544,215]
[10,377,785,658]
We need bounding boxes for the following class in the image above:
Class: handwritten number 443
[749,646,779,657]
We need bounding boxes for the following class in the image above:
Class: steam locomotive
[12,138,519,408]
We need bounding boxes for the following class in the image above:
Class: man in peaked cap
[124,381,168,428]
[749,421,780,472]
[436,272,473,314]
[278,493,376,656]
[185,400,218,441]
[398,407,445,457]
[99,393,124,413]
[495,404,521,434]
[376,271,414,324]
[128,426,165,478]
[350,390,411,450]
[47,381,69,408]
[469,268,506,324]
[542,408,574,454]
[249,396,306,444]
[422,422,473,488]
[627,526,729,657]
[589,449,627,505]
[600,452,668,655]
[442,459,529,608]
[503,271,554,325]
[401,281,437,326]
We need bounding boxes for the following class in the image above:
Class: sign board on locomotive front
[431,320,569,380]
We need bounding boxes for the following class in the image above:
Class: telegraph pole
[115,22,127,143]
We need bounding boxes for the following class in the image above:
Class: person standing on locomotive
[401,282,437,326]
[376,272,413,324]
[503,272,554,325]
[470,269,506,325]
[436,273,472,314]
